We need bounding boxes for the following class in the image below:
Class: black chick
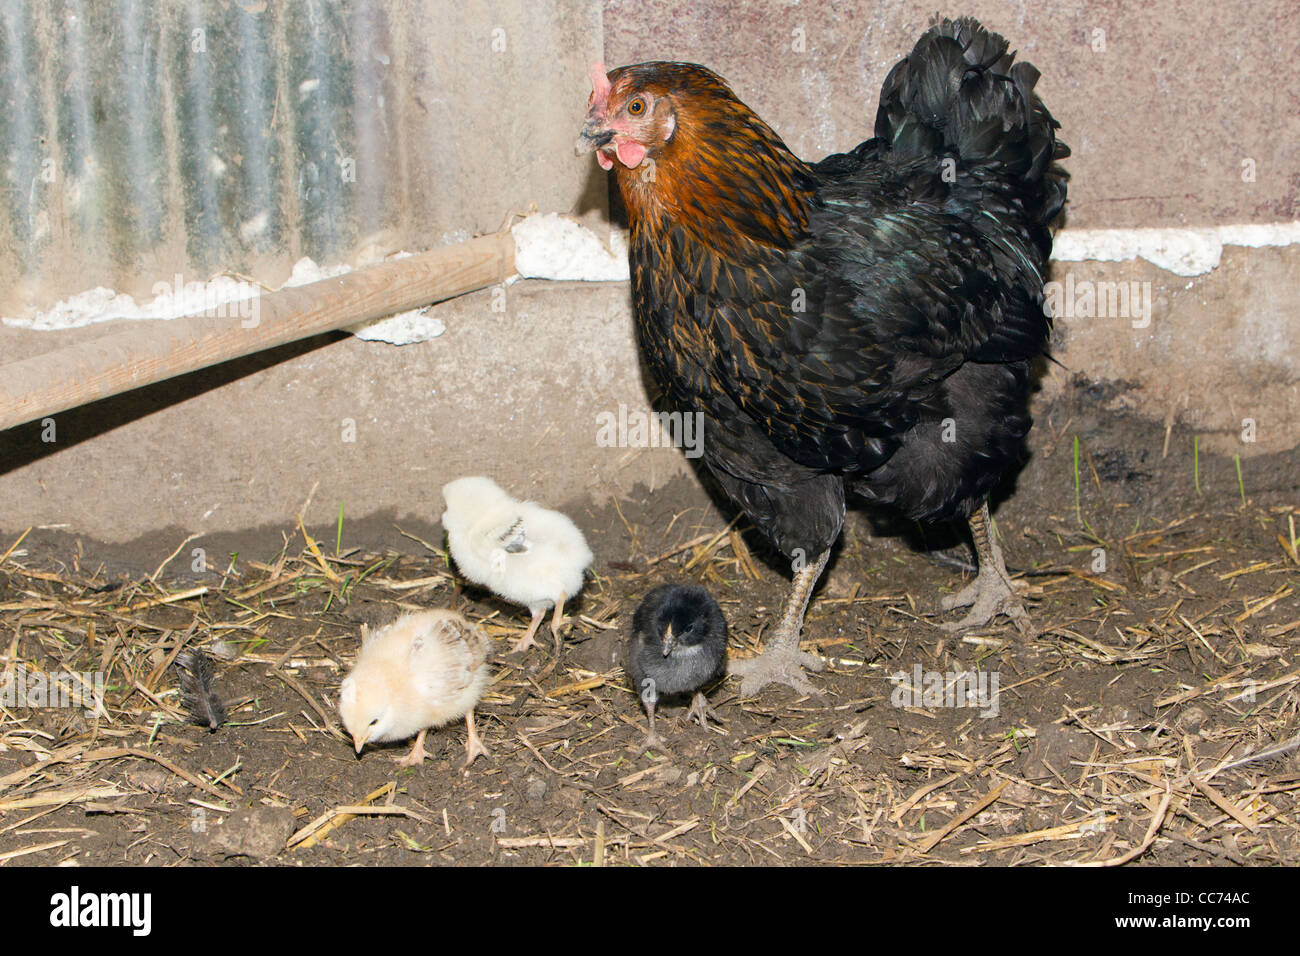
[627,584,728,748]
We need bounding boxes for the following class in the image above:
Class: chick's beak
[661,622,676,657]
[352,731,368,756]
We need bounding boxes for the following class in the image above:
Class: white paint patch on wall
[0,254,444,344]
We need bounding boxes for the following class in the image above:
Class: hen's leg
[940,502,1032,635]
[463,710,491,767]
[396,729,430,768]
[729,550,830,696]
[511,609,545,653]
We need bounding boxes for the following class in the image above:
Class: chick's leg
[940,502,1033,635]
[463,710,491,767]
[549,591,568,651]
[396,729,430,768]
[639,697,664,751]
[511,609,545,653]
[729,550,830,697]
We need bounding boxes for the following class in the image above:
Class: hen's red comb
[589,62,612,105]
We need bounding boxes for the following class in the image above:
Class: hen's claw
[940,573,1033,635]
[730,644,824,697]
[938,501,1034,636]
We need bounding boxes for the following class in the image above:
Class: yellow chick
[441,476,594,653]
[338,610,492,768]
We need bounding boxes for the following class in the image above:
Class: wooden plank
[0,232,514,432]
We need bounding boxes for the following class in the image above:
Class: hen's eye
[627,98,646,116]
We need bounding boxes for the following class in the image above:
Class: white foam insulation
[4,216,1298,344]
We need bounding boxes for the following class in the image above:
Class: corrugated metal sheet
[0,1,355,310]
[0,0,603,317]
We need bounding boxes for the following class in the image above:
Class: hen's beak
[578,61,614,159]
[661,622,676,657]
[575,120,613,157]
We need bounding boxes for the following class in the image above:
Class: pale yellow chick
[338,609,492,768]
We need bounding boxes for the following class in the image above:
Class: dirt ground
[1,388,1298,866]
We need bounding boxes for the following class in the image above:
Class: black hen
[579,18,1068,695]
[627,584,728,748]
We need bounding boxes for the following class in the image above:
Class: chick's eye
[627,97,646,116]
[368,718,379,727]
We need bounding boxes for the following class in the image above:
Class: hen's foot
[729,550,831,697]
[730,643,825,697]
[939,502,1034,636]
[939,569,1032,635]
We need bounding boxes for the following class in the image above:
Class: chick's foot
[510,610,545,654]
[396,729,430,768]
[463,711,491,768]
[637,702,667,752]
[548,592,569,652]
[638,732,667,752]
[685,691,725,733]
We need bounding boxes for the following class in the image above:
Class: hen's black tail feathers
[875,16,1069,226]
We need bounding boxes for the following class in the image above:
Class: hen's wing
[813,160,1052,364]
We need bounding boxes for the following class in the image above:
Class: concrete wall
[0,280,689,542]
[1,1,1296,545]
[603,0,1299,229]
